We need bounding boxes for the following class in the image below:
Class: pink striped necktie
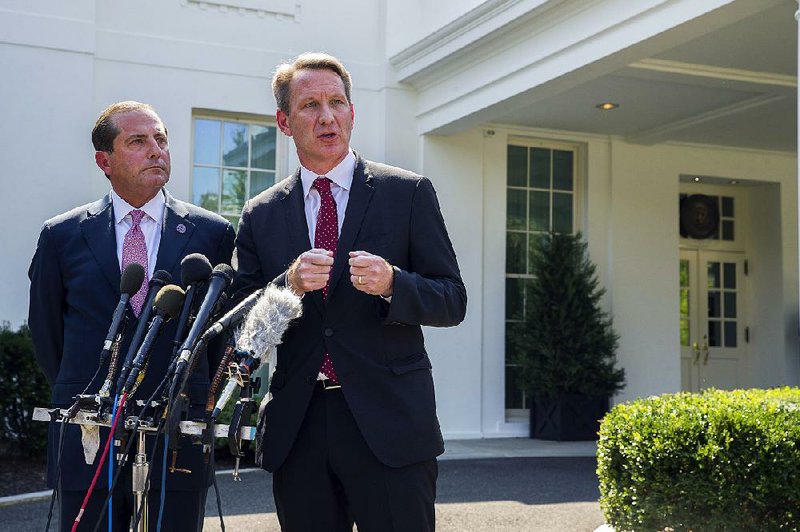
[122,209,148,317]
[313,177,339,383]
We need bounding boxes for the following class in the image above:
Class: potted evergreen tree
[508,231,625,440]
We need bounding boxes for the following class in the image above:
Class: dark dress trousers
[28,190,235,529]
[233,154,467,473]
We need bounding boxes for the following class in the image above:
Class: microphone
[172,253,213,352]
[122,284,185,394]
[198,287,265,345]
[210,285,302,419]
[173,264,234,374]
[113,269,172,396]
[95,264,145,397]
[235,284,303,360]
[99,263,145,364]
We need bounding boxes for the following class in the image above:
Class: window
[505,141,577,419]
[191,113,279,227]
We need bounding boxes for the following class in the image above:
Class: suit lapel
[329,157,374,298]
[80,194,121,294]
[155,191,195,275]
[282,171,324,313]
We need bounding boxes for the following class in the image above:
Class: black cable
[43,416,68,532]
[209,444,226,532]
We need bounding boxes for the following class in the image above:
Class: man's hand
[349,251,394,297]
[287,248,335,295]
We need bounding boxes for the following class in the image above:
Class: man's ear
[276,109,292,137]
[95,151,111,175]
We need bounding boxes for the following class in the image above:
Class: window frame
[190,109,285,225]
[504,136,583,421]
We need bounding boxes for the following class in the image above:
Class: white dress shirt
[111,189,165,279]
[299,150,356,244]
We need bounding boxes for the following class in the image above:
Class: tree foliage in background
[0,323,50,457]
[508,231,625,399]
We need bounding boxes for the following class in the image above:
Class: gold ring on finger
[358,275,364,285]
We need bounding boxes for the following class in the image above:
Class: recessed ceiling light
[693,177,701,182]
[729,180,739,185]
[595,102,619,111]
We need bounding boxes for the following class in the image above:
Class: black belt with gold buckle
[319,379,342,390]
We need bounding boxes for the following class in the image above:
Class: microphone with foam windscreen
[95,263,145,397]
[210,284,302,420]
[113,269,173,396]
[122,284,186,394]
[171,264,234,380]
[172,253,213,353]
[197,287,265,347]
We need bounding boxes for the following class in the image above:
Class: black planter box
[530,394,609,441]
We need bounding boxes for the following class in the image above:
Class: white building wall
[0,4,98,327]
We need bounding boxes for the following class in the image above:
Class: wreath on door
[680,194,719,239]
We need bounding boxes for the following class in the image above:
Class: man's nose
[318,103,334,124]
[146,137,164,157]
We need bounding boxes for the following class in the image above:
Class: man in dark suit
[28,101,235,531]
[233,52,467,531]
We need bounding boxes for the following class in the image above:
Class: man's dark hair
[92,101,158,153]
[272,52,352,114]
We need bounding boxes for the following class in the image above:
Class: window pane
[723,263,736,289]
[680,288,689,317]
[505,363,525,409]
[724,292,737,318]
[506,232,526,274]
[553,150,574,191]
[708,291,721,318]
[194,119,220,165]
[507,189,527,230]
[724,321,737,347]
[708,320,721,347]
[721,220,734,241]
[529,191,549,231]
[530,148,550,189]
[721,196,734,217]
[250,170,274,199]
[707,262,720,288]
[505,278,524,320]
[251,125,276,170]
[507,145,527,186]
[192,166,219,212]
[680,319,690,346]
[221,169,247,215]
[223,122,248,167]
[552,192,573,233]
[680,260,689,287]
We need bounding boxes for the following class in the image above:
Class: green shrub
[0,323,50,457]
[597,388,800,531]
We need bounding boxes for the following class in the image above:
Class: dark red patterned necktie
[313,177,339,383]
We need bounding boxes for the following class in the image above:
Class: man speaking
[233,52,467,531]
[28,101,235,530]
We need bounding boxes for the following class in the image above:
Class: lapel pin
[176,223,186,234]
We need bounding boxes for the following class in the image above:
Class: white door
[680,250,747,392]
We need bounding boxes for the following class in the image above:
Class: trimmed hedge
[0,323,50,457]
[597,388,800,531]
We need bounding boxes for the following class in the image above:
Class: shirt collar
[300,149,356,198]
[111,189,166,225]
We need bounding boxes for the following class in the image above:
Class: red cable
[71,393,127,532]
